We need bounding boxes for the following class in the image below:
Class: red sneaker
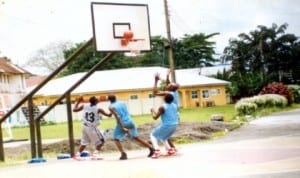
[167,148,176,156]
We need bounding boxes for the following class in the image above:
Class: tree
[60,33,221,76]
[61,41,139,76]
[138,36,168,67]
[221,23,300,100]
[174,33,220,69]
[25,41,74,74]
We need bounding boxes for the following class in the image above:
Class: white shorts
[81,124,105,146]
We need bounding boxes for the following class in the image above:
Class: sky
[0,0,299,75]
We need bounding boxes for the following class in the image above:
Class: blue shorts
[113,120,139,141]
[151,124,178,141]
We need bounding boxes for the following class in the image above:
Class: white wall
[4,97,164,126]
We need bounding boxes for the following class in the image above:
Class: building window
[148,93,155,98]
[210,89,221,96]
[191,90,198,99]
[130,95,138,100]
[202,90,209,98]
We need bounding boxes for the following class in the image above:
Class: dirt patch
[4,121,236,157]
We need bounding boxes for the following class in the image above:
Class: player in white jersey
[73,95,111,160]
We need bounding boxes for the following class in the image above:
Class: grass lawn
[3,103,299,140]
[2,104,236,140]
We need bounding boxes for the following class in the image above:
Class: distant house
[0,58,30,112]
[181,64,231,76]
[30,67,229,116]
[25,75,47,88]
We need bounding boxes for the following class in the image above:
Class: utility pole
[163,0,176,83]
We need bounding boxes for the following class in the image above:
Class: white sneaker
[73,152,82,160]
[91,151,103,160]
[151,149,162,159]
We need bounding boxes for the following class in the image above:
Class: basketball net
[127,39,143,56]
[121,31,144,57]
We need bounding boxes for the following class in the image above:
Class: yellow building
[29,67,229,114]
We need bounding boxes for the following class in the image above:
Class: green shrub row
[288,85,300,103]
[235,94,288,115]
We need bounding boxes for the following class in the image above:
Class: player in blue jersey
[107,94,154,160]
[150,93,179,158]
[153,69,180,151]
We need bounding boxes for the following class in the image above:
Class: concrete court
[1,109,300,178]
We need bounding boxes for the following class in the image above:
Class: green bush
[235,99,258,115]
[288,85,300,103]
[235,94,288,116]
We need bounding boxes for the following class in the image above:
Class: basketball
[121,39,129,46]
[123,31,134,40]
[98,95,107,102]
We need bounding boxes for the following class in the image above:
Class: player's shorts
[114,120,139,141]
[151,124,178,141]
[81,124,105,146]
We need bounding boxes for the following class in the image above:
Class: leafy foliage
[60,41,140,76]
[59,33,220,76]
[235,94,288,115]
[259,82,293,105]
[288,85,300,103]
[220,23,300,100]
[173,33,219,69]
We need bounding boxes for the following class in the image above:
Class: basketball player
[73,95,111,160]
[107,94,155,160]
[150,93,179,158]
[153,69,180,151]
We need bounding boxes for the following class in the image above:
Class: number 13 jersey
[82,104,101,127]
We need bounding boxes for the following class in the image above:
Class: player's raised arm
[73,96,84,112]
[166,69,171,85]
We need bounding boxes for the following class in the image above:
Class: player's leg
[114,139,127,160]
[160,125,177,155]
[74,127,89,159]
[113,125,127,160]
[150,125,168,158]
[128,123,154,157]
[150,133,162,158]
[90,127,105,160]
[132,136,155,157]
[168,139,175,148]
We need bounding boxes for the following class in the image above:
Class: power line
[168,5,196,36]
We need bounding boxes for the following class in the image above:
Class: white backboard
[91,2,151,52]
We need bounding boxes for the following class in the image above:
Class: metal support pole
[36,118,42,158]
[164,0,176,83]
[0,125,4,161]
[28,97,36,159]
[66,93,75,157]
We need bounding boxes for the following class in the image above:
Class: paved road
[1,109,300,178]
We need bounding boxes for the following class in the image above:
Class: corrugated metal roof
[31,67,229,96]
[0,58,30,74]
[177,65,231,76]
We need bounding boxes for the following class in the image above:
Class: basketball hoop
[121,31,134,47]
[121,31,144,56]
[127,39,143,56]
